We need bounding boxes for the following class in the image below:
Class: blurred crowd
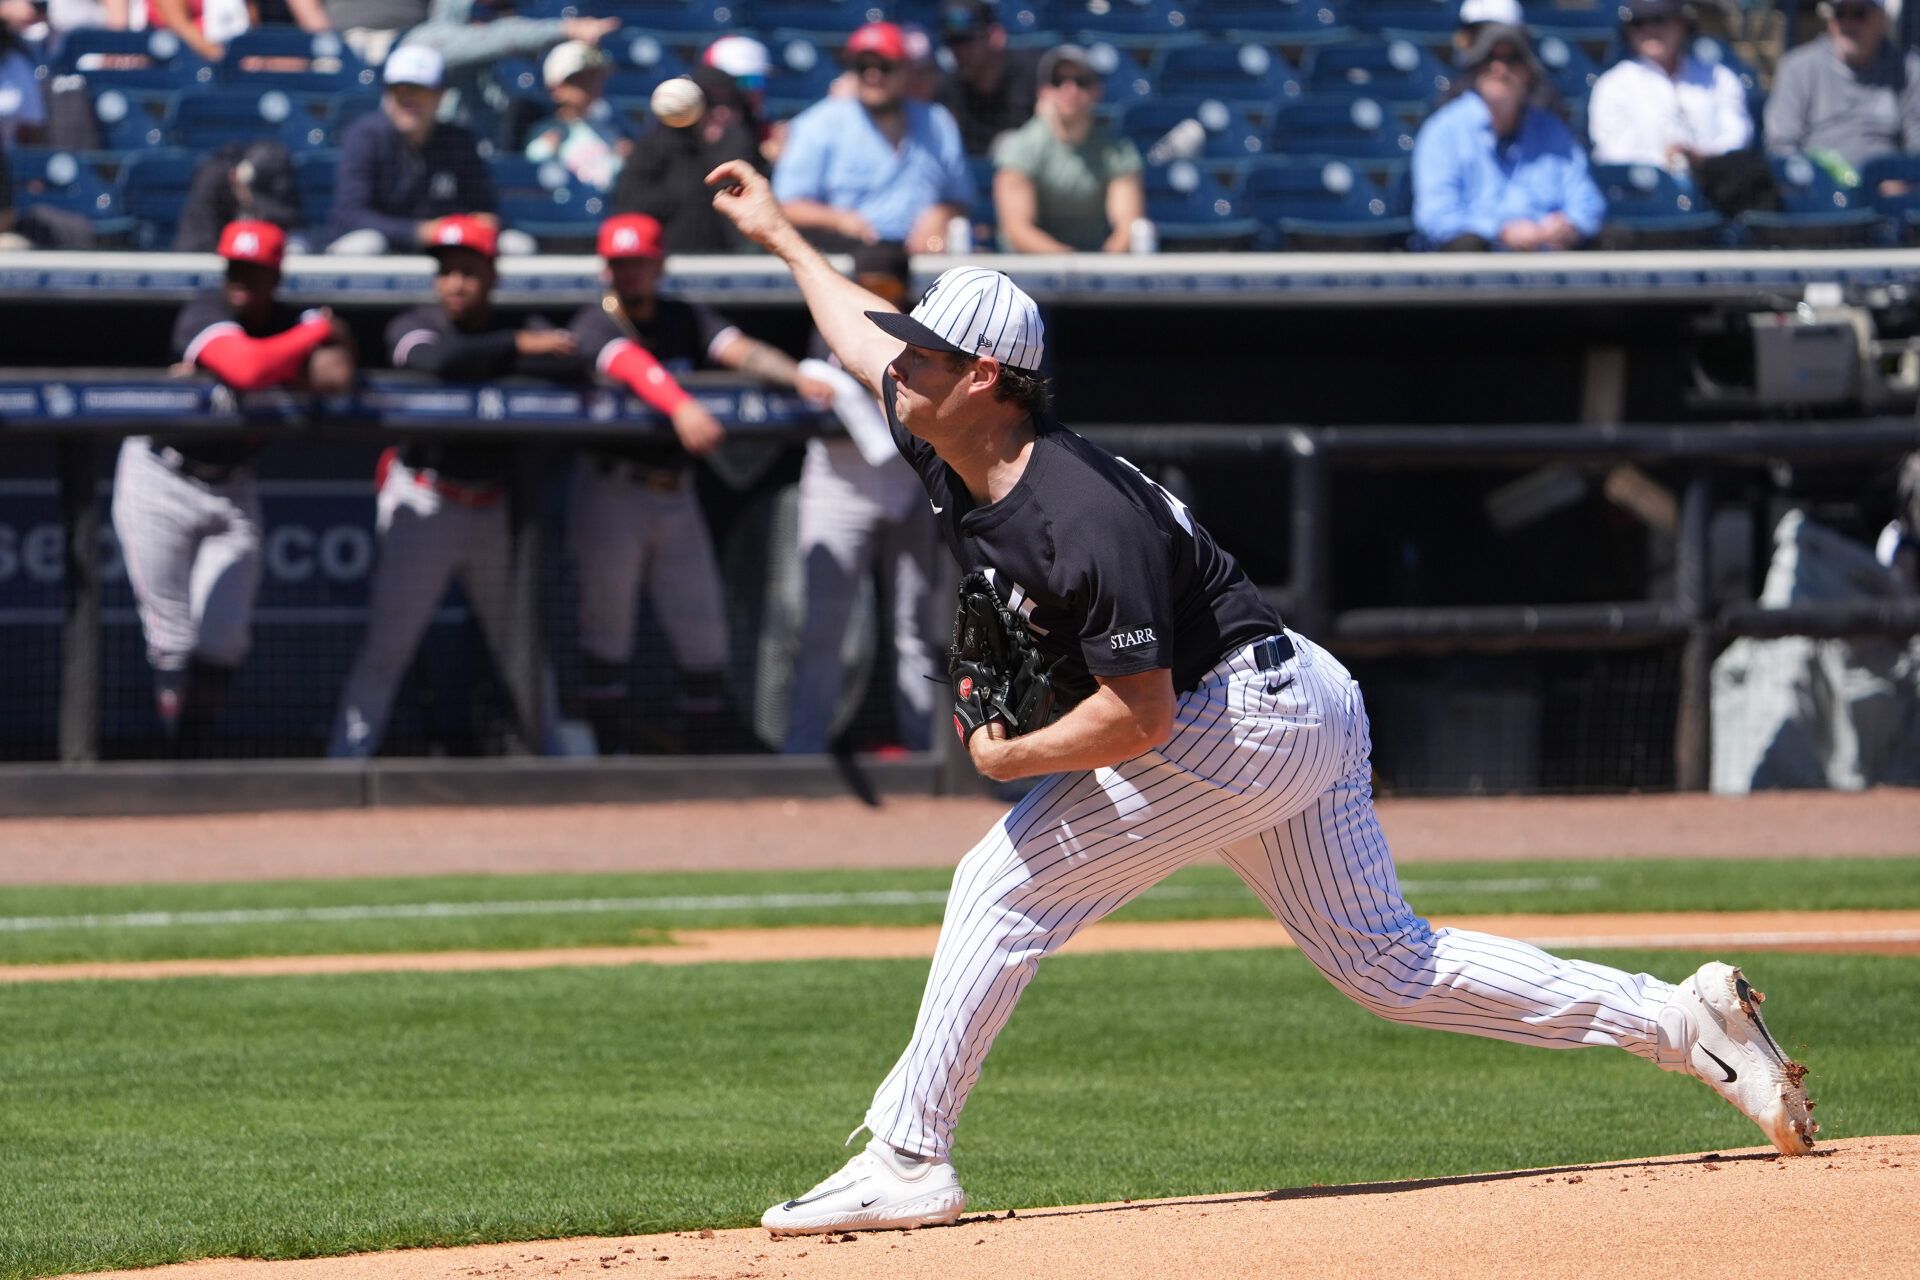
[4,0,1920,254]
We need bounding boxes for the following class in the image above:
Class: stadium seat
[1860,154,1920,242]
[1080,41,1156,108]
[1242,156,1411,249]
[90,87,171,150]
[1529,0,1619,50]
[1190,0,1352,47]
[1303,38,1452,109]
[607,56,695,101]
[49,28,213,94]
[750,0,875,41]
[1535,35,1599,105]
[1056,0,1206,48]
[292,149,338,235]
[1141,158,1262,248]
[1120,98,1265,167]
[996,0,1064,45]
[217,26,377,93]
[1348,0,1456,37]
[528,0,737,33]
[764,37,842,119]
[965,153,999,249]
[1738,154,1885,248]
[1152,43,1305,117]
[117,149,202,249]
[489,156,609,246]
[607,32,695,77]
[6,149,133,237]
[1589,162,1723,247]
[167,86,312,150]
[1266,96,1415,173]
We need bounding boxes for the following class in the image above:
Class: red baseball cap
[426,214,499,259]
[217,220,286,269]
[598,213,666,261]
[845,21,908,63]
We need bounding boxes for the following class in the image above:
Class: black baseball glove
[948,571,1060,744]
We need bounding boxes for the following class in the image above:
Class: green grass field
[2,856,1916,1280]
[0,857,1915,964]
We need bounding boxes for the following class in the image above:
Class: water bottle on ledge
[1128,218,1158,254]
[946,214,974,254]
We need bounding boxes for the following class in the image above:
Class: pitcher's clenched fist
[706,161,795,252]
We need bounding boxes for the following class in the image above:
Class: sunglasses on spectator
[1482,47,1526,65]
[1831,4,1875,17]
[1051,71,1097,88]
[852,55,900,74]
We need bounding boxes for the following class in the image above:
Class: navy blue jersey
[385,305,565,484]
[882,373,1280,703]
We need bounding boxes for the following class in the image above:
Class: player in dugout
[560,212,836,753]
[326,214,572,759]
[112,219,355,757]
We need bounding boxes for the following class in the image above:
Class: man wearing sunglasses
[1588,0,1752,174]
[114,219,356,756]
[1765,0,1920,188]
[771,20,975,254]
[993,43,1146,253]
[1411,22,1606,250]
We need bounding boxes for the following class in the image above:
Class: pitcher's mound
[80,1136,1918,1280]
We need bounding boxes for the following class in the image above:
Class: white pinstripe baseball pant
[865,629,1680,1161]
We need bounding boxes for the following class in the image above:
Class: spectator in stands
[327,46,522,255]
[323,0,423,65]
[772,21,973,254]
[1412,23,1606,250]
[611,63,766,252]
[117,220,354,757]
[782,240,940,755]
[0,13,45,148]
[146,0,254,64]
[46,0,127,39]
[524,39,632,192]
[395,0,617,128]
[561,213,834,753]
[937,0,1039,155]
[1588,0,1751,173]
[328,214,572,760]
[703,33,771,149]
[992,43,1145,253]
[1764,0,1920,188]
[176,140,301,252]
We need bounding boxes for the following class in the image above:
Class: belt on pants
[1251,634,1295,670]
[149,442,241,485]
[591,454,689,493]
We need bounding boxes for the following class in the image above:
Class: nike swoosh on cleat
[1700,1047,1738,1083]
[860,1196,881,1208]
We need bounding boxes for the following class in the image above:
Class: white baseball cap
[704,34,770,80]
[543,39,607,88]
[866,266,1044,373]
[1459,0,1525,24]
[383,43,445,88]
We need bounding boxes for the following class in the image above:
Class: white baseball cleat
[762,1138,967,1236]
[1655,961,1817,1156]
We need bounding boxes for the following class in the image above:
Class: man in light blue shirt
[1412,23,1607,250]
[772,21,975,254]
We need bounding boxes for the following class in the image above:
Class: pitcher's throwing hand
[706,161,792,251]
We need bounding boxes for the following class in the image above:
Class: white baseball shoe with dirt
[762,1138,966,1236]
[1655,961,1817,1156]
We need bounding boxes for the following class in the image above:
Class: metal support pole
[1288,429,1329,637]
[1673,469,1713,791]
[502,443,549,757]
[57,438,102,764]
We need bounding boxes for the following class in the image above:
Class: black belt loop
[1252,634,1294,670]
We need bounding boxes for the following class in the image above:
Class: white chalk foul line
[0,877,1605,935]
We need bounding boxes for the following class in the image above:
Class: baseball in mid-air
[650,77,706,128]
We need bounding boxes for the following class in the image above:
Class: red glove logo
[958,675,974,700]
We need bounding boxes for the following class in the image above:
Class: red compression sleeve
[606,340,694,416]
[195,317,333,391]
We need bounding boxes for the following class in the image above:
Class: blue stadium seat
[1738,154,1884,247]
[750,0,875,41]
[1120,98,1265,166]
[1536,35,1599,105]
[1266,96,1415,171]
[528,0,738,32]
[1057,0,1205,48]
[1152,43,1305,116]
[50,28,213,94]
[607,32,695,76]
[292,149,338,235]
[1141,158,1262,248]
[117,149,202,249]
[997,0,1064,46]
[7,149,133,236]
[89,86,171,150]
[490,156,609,245]
[217,26,376,93]
[1861,154,1920,238]
[167,85,312,150]
[1304,38,1452,108]
[1190,0,1351,47]
[965,153,998,248]
[1080,41,1156,108]
[1242,156,1411,249]
[764,37,840,119]
[1530,0,1619,37]
[607,56,695,101]
[1589,162,1723,245]
[1349,0,1456,36]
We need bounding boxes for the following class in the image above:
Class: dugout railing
[3,370,1918,812]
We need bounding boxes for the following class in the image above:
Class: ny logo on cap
[614,228,638,251]
[233,231,259,256]
[439,224,464,245]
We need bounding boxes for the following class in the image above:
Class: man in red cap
[326,213,575,759]
[560,212,832,753]
[770,21,975,253]
[111,219,355,756]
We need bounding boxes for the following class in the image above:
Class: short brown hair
[943,352,1053,418]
